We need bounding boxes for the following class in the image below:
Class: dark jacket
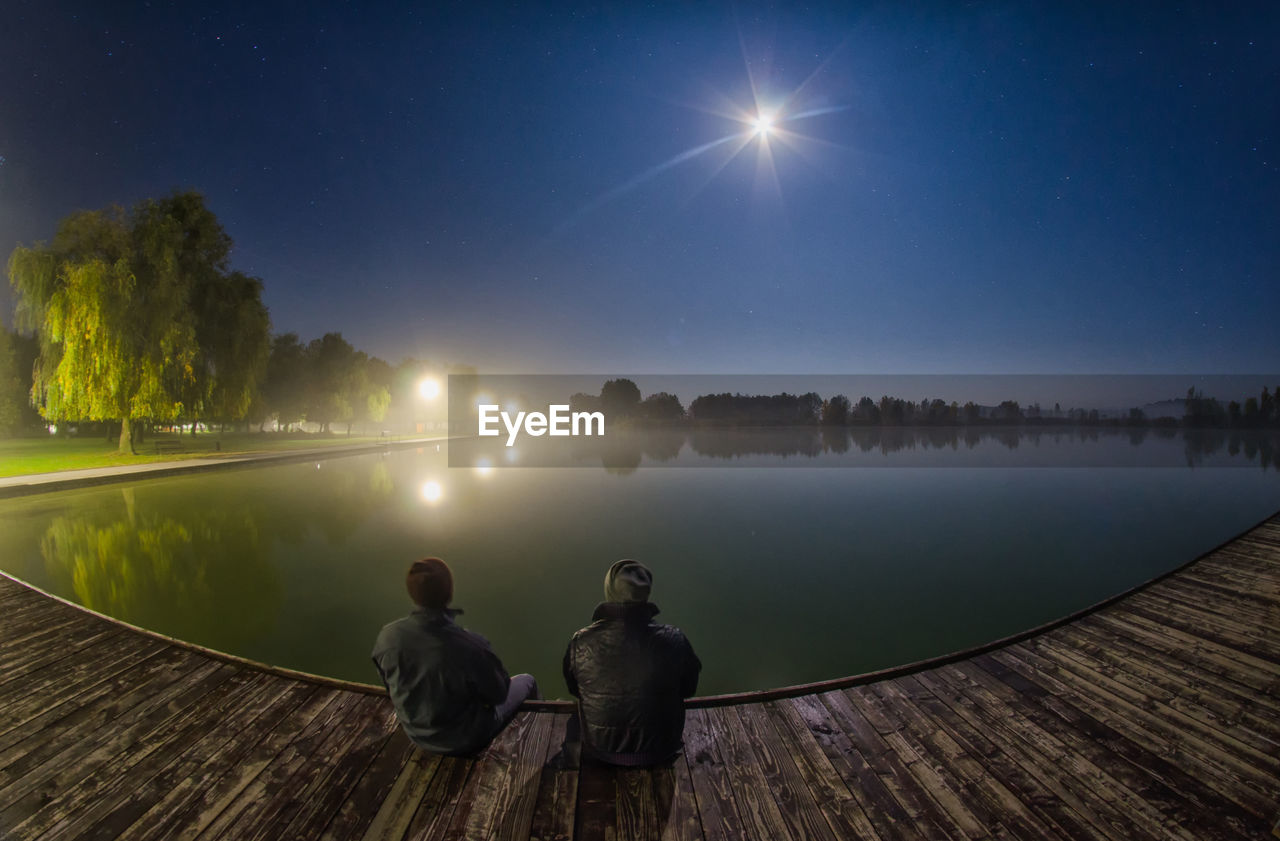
[371,607,510,755]
[562,602,701,766]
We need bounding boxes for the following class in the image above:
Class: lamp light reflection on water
[421,480,444,504]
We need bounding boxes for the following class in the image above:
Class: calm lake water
[2,427,1278,697]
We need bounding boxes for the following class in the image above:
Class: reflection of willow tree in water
[41,488,281,650]
[40,456,400,651]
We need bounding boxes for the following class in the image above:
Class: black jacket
[562,602,701,766]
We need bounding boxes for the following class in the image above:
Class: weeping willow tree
[7,192,269,451]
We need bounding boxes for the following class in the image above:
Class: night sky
[1,2,1276,374]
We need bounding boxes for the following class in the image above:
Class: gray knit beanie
[604,559,652,603]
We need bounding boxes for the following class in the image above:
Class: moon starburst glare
[558,67,841,233]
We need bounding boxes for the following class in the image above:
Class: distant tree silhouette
[852,396,880,425]
[1228,400,1242,427]
[636,391,685,423]
[601,378,641,417]
[821,394,851,426]
[1184,387,1225,428]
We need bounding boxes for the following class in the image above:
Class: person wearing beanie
[562,559,701,766]
[372,557,539,755]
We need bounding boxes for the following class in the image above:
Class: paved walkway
[0,436,448,498]
[1,513,1277,839]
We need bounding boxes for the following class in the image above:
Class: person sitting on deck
[562,559,701,766]
[372,557,539,755]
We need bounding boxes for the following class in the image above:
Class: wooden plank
[614,758,704,841]
[922,662,1199,841]
[661,748,703,841]
[1147,578,1280,634]
[1052,622,1280,748]
[728,704,843,841]
[136,688,344,841]
[896,672,1117,841]
[1077,613,1280,715]
[990,646,1277,819]
[1183,548,1280,579]
[356,747,445,841]
[823,688,983,840]
[399,754,476,841]
[1130,589,1280,652]
[682,708,748,841]
[442,712,552,841]
[90,679,314,841]
[706,704,831,841]
[6,668,268,840]
[866,679,1063,840]
[275,702,403,841]
[961,656,1261,841]
[962,655,1202,841]
[0,649,211,800]
[840,687,993,840]
[616,767,658,841]
[527,713,578,841]
[492,714,557,841]
[1164,564,1280,603]
[235,694,395,841]
[784,693,927,841]
[571,758,618,841]
[1089,610,1280,698]
[1176,568,1280,608]
[0,619,133,689]
[1119,599,1280,672]
[0,638,172,751]
[0,608,114,672]
[1024,634,1280,774]
[0,578,39,606]
[0,661,236,835]
[1195,540,1280,570]
[760,699,888,841]
[0,635,166,739]
[1229,532,1280,556]
[742,701,880,839]
[318,729,417,841]
[0,592,67,628]
[1164,560,1280,603]
[189,689,373,840]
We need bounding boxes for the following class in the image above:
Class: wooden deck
[2,516,1279,840]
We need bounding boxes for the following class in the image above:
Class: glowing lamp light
[474,458,493,477]
[418,378,441,399]
[421,480,444,503]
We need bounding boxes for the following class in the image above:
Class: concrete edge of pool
[0,435,451,499]
[1,511,1277,839]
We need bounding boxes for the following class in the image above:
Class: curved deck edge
[4,504,1277,712]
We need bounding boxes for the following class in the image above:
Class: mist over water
[2,429,1278,696]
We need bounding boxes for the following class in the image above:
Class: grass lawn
[0,432,411,478]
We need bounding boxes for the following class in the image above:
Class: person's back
[563,560,700,766]
[372,557,538,755]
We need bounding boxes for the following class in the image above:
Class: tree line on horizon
[571,379,1280,430]
[1,192,458,449]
